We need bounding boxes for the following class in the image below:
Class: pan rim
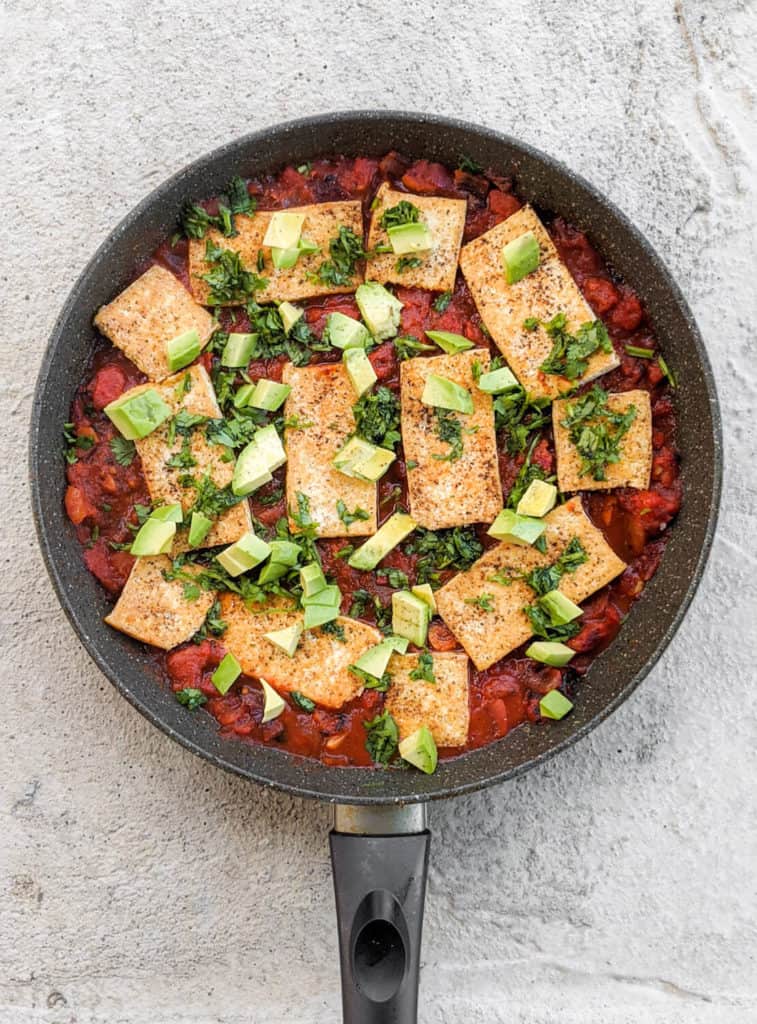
[30,109,723,804]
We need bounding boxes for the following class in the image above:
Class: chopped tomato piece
[488,189,521,220]
[65,484,96,525]
[402,160,455,194]
[583,276,619,314]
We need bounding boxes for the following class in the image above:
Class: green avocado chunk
[538,687,575,716]
[387,221,433,255]
[487,509,546,546]
[253,424,287,471]
[248,379,291,412]
[348,513,416,571]
[303,602,339,629]
[539,590,583,625]
[264,623,303,658]
[411,583,437,615]
[232,440,273,497]
[233,383,256,409]
[129,518,176,556]
[188,511,213,548]
[516,479,557,518]
[166,328,202,373]
[216,531,271,577]
[326,312,371,350]
[528,642,576,669]
[104,389,172,441]
[260,678,286,722]
[352,640,396,680]
[299,562,328,597]
[502,230,540,284]
[279,302,303,334]
[355,282,403,340]
[424,330,474,355]
[399,726,438,774]
[333,436,395,482]
[263,211,305,249]
[302,584,342,608]
[211,652,242,695]
[149,503,183,523]
[421,374,474,415]
[392,591,430,647]
[476,366,519,394]
[344,348,377,397]
[221,332,257,368]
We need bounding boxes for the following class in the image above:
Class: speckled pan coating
[29,111,722,805]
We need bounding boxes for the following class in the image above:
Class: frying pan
[29,111,722,1023]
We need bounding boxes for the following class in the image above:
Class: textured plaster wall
[1,1,755,1021]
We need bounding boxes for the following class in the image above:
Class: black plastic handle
[330,829,430,1024]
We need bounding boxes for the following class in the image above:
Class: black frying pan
[30,111,722,1023]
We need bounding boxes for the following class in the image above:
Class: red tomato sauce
[65,154,682,766]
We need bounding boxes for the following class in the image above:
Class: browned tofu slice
[93,265,216,381]
[219,594,381,709]
[400,348,502,529]
[435,496,627,670]
[385,652,470,747]
[365,183,467,292]
[124,365,252,550]
[459,205,619,400]
[187,201,364,305]
[282,362,377,538]
[553,389,653,492]
[104,556,215,649]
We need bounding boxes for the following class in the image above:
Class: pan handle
[330,804,430,1024]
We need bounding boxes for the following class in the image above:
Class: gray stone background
[1,0,755,1021]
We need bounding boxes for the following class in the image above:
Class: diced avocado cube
[233,383,256,409]
[264,622,303,658]
[271,247,300,270]
[399,725,438,774]
[260,678,286,722]
[355,282,403,340]
[302,584,342,608]
[249,379,291,412]
[263,211,305,250]
[538,687,575,717]
[384,635,410,654]
[104,388,172,440]
[257,561,288,584]
[130,518,176,556]
[325,312,371,350]
[299,561,327,597]
[352,640,396,680]
[487,509,546,546]
[253,424,287,471]
[216,531,271,577]
[221,332,256,368]
[150,503,183,523]
[297,236,319,255]
[303,602,339,629]
[267,540,302,567]
[387,221,433,255]
[421,374,474,415]
[188,511,213,548]
[232,440,273,497]
[528,642,576,669]
[411,583,437,615]
[539,590,583,626]
[356,447,396,481]
[348,513,417,571]
[424,330,474,355]
[166,328,202,373]
[516,479,557,518]
[344,348,377,397]
[502,231,540,285]
[333,437,395,482]
[392,591,430,647]
[279,302,304,334]
[211,652,242,695]
[477,366,519,394]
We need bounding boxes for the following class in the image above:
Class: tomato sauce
[65,153,682,766]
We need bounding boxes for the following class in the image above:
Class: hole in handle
[353,916,407,1003]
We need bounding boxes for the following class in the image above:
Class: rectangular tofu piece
[105,555,215,649]
[93,265,216,381]
[125,364,252,550]
[282,362,377,538]
[365,182,467,292]
[435,496,627,670]
[187,201,364,305]
[385,652,470,747]
[219,594,382,709]
[459,205,620,400]
[400,348,502,529]
[553,389,653,492]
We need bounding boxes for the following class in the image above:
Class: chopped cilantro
[560,386,637,481]
[432,290,452,313]
[409,652,435,683]
[350,665,392,691]
[352,385,401,449]
[493,385,550,454]
[175,688,207,710]
[535,314,613,380]
[432,408,463,462]
[396,255,423,273]
[405,526,483,585]
[383,568,409,589]
[394,334,435,361]
[110,435,135,466]
[321,620,347,643]
[63,423,95,464]
[458,154,484,174]
[200,241,268,304]
[291,690,316,712]
[524,603,581,642]
[507,437,556,509]
[380,201,420,230]
[337,500,370,528]
[364,710,399,764]
[313,226,366,287]
[464,593,495,612]
[524,538,588,596]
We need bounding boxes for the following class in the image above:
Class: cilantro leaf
[364,711,399,764]
[200,241,268,304]
[337,500,371,529]
[560,386,637,481]
[535,314,613,380]
[110,436,135,466]
[409,652,436,683]
[175,688,207,710]
[352,386,401,449]
[380,201,420,230]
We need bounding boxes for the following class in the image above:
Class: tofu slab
[282,362,377,538]
[459,205,620,400]
[401,349,502,529]
[435,497,627,670]
[104,556,215,649]
[125,365,252,550]
[553,389,653,492]
[365,183,467,292]
[219,594,381,709]
[188,201,364,305]
[385,652,470,747]
[93,265,216,381]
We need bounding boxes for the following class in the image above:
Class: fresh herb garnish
[63,423,95,464]
[432,408,464,462]
[464,593,495,612]
[624,344,654,359]
[364,710,399,764]
[524,538,587,596]
[524,603,581,642]
[560,386,637,481]
[405,526,483,585]
[507,436,556,509]
[383,568,409,589]
[200,241,268,304]
[180,177,255,239]
[658,355,677,388]
[110,436,136,466]
[352,385,401,449]
[493,385,550,454]
[350,665,392,691]
[432,291,452,313]
[396,255,423,273]
[394,334,435,361]
[532,313,613,380]
[321,620,347,643]
[190,474,246,520]
[313,226,366,286]
[291,690,316,712]
[458,154,484,174]
[380,201,420,230]
[175,688,207,710]
[194,599,228,640]
[337,500,370,528]
[409,652,436,683]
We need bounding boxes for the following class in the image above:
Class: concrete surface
[1,0,755,1021]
